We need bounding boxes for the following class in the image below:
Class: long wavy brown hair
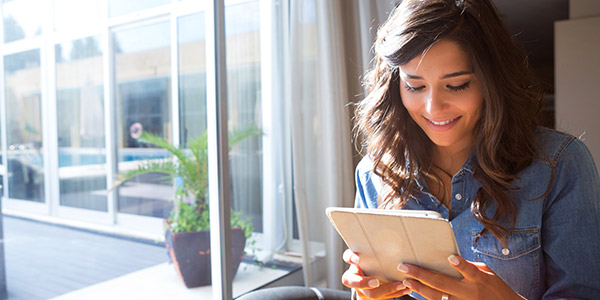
[355,0,544,245]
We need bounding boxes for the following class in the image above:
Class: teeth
[431,118,455,126]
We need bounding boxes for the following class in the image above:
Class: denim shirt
[354,128,600,299]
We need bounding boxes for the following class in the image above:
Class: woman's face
[399,39,484,154]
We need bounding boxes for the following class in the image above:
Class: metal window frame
[206,0,233,298]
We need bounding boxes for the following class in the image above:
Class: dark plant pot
[164,220,247,288]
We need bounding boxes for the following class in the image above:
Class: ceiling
[493,0,569,68]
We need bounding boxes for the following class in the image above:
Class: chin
[426,136,456,147]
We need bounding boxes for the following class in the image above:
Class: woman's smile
[425,116,461,131]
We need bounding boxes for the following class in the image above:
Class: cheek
[467,83,485,117]
[468,96,484,119]
[400,93,420,118]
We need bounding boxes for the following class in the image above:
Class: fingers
[342,265,379,289]
[402,279,451,300]
[343,249,360,265]
[447,255,493,280]
[397,262,459,293]
[342,264,410,299]
[355,281,411,299]
[472,262,494,275]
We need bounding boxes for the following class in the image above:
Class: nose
[425,89,446,115]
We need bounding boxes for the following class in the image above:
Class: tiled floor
[1,216,168,300]
[0,215,299,300]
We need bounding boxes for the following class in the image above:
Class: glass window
[113,21,173,218]
[3,49,44,202]
[108,0,170,18]
[2,0,43,43]
[178,13,206,147]
[53,0,103,33]
[56,36,107,211]
[225,0,263,233]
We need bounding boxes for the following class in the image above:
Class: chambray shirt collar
[413,151,476,193]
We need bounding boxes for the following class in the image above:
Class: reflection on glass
[108,0,169,18]
[114,21,172,218]
[2,0,43,43]
[225,1,263,232]
[56,36,107,211]
[3,49,44,202]
[53,0,102,33]
[178,13,206,147]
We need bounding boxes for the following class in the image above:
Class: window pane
[2,0,43,43]
[114,21,173,218]
[3,49,44,202]
[108,0,170,18]
[54,0,103,33]
[56,36,107,211]
[225,0,263,232]
[178,13,206,147]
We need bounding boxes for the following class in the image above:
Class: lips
[425,116,461,131]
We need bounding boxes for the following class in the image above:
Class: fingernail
[351,255,359,264]
[368,279,380,288]
[402,279,413,289]
[396,283,405,291]
[448,255,460,266]
[397,263,409,273]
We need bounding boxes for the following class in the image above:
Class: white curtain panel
[282,0,399,289]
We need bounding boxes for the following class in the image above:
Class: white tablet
[326,207,462,282]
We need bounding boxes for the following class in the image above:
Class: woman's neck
[432,143,474,177]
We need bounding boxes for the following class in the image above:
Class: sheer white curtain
[272,0,399,289]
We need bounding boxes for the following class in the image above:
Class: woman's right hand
[342,249,411,299]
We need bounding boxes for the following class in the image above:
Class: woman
[344,0,600,299]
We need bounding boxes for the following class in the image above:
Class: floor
[50,261,291,299]
[1,216,168,300]
[0,215,298,300]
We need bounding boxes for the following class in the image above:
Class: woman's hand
[398,254,526,300]
[342,249,411,299]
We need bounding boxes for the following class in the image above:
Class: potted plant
[113,126,262,288]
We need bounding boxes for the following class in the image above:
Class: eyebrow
[404,71,473,80]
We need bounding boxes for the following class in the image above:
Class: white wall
[569,0,600,19]
[555,1,600,172]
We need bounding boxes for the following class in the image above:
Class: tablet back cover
[327,208,462,282]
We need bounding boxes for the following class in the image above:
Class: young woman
[343,0,600,299]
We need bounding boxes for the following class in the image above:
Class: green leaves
[169,201,254,236]
[112,126,262,237]
[169,201,209,233]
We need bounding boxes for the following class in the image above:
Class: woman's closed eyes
[403,80,472,93]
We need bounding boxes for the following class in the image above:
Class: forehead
[399,39,471,77]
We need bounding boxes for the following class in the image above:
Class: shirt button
[502,248,510,256]
[454,193,462,200]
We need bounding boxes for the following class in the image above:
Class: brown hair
[355,0,543,245]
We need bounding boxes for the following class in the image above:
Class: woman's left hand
[398,255,527,300]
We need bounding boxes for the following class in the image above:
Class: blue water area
[57,150,171,167]
[8,149,171,168]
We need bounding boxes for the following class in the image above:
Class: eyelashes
[448,81,471,92]
[403,81,471,93]
[404,84,425,93]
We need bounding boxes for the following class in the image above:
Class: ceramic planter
[164,220,247,288]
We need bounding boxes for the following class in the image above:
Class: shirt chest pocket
[471,228,541,298]
[472,227,540,259]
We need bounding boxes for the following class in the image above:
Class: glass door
[3,49,45,204]
[55,36,109,214]
[113,20,174,220]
